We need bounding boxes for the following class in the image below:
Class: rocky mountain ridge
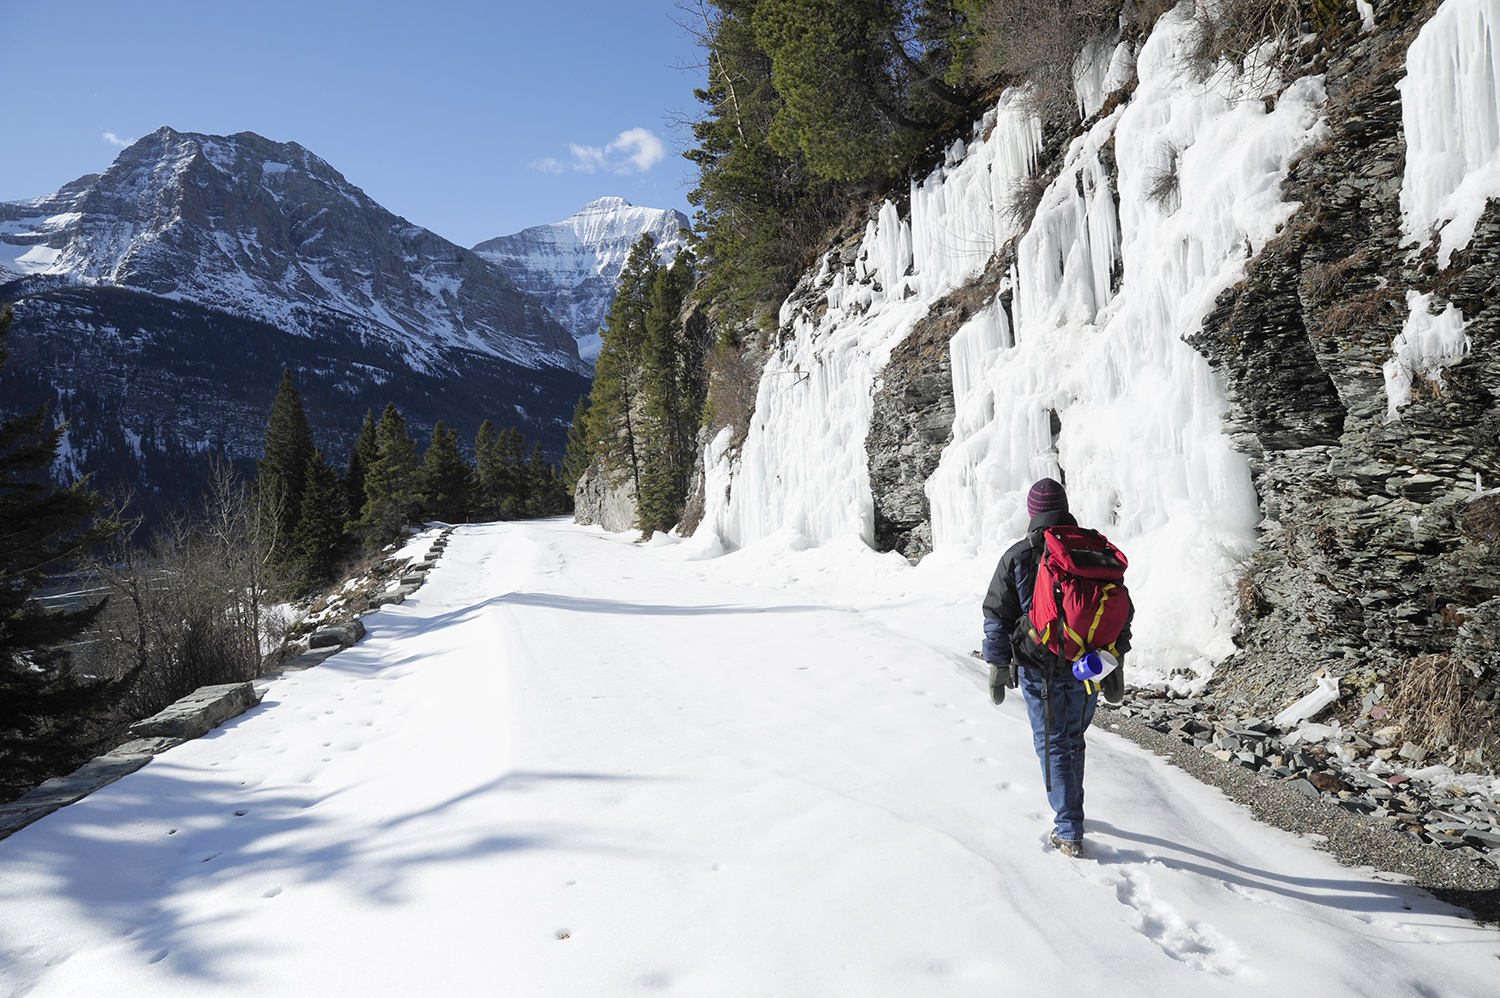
[0,127,591,519]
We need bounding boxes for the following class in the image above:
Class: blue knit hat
[1026,478,1068,517]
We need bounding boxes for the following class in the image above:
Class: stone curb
[0,689,256,843]
[364,527,453,610]
[309,619,365,649]
[128,682,262,741]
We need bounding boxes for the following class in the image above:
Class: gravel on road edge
[1094,704,1500,926]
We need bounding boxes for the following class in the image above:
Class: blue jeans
[1019,666,1098,841]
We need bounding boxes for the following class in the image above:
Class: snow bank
[700,9,1328,689]
[1383,290,1471,422]
[1399,0,1500,266]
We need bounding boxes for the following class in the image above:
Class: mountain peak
[579,197,635,213]
[472,201,691,361]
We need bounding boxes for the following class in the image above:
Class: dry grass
[1143,143,1181,212]
[1236,564,1271,622]
[1005,172,1050,231]
[1316,286,1399,340]
[1391,653,1472,752]
[1304,250,1370,299]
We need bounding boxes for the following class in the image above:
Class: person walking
[981,478,1131,858]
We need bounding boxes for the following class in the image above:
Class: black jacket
[981,509,1133,670]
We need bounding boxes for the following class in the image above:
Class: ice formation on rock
[1384,290,1472,422]
[1399,0,1500,267]
[698,8,1331,687]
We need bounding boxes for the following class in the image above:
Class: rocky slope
[0,128,590,517]
[473,197,689,361]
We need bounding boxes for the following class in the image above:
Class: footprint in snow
[1353,912,1448,943]
[1107,867,1243,975]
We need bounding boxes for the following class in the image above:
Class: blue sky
[0,0,704,246]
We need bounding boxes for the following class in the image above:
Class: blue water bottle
[1072,649,1119,682]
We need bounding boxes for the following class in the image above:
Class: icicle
[1398,0,1500,266]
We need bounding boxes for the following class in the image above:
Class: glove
[988,662,1011,705]
[1101,652,1126,704]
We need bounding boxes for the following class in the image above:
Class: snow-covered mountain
[473,197,690,360]
[0,127,584,375]
[0,127,591,520]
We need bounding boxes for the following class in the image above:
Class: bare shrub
[703,340,760,445]
[1143,143,1181,212]
[79,463,291,732]
[1188,0,1302,75]
[970,0,1129,123]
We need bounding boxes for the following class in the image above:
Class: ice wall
[1399,0,1500,267]
[702,95,1042,549]
[699,7,1329,686]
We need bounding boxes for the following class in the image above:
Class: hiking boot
[1049,832,1084,858]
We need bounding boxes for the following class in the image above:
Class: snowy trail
[1,522,1497,996]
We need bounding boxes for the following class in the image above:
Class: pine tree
[256,368,315,551]
[418,421,471,523]
[344,409,378,528]
[562,395,592,496]
[587,234,661,504]
[357,403,420,545]
[288,448,345,589]
[0,305,126,799]
[473,419,502,520]
[637,251,701,535]
[500,427,527,519]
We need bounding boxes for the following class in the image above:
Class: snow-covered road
[2,521,1497,996]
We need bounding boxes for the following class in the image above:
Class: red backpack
[1027,526,1130,663]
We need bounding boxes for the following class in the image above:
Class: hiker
[981,477,1132,858]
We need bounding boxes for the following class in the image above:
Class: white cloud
[533,128,666,176]
[609,128,665,173]
[102,132,133,148]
